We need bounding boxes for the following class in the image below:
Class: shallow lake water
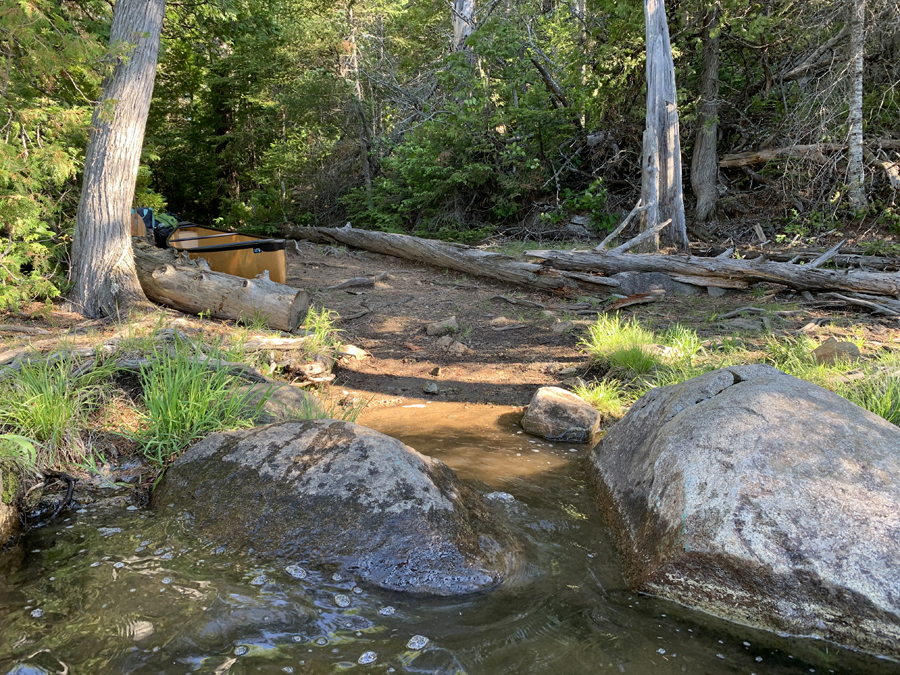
[1,402,898,674]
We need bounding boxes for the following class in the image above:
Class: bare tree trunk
[452,0,475,51]
[70,0,164,318]
[847,0,866,210]
[691,2,720,224]
[641,0,688,251]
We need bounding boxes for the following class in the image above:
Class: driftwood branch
[808,240,845,269]
[610,219,672,254]
[525,248,900,296]
[596,201,645,250]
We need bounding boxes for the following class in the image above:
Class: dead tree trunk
[69,0,165,318]
[642,0,688,251]
[452,0,475,51]
[847,0,866,210]
[690,3,720,224]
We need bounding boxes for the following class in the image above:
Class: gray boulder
[610,271,699,296]
[153,419,516,595]
[590,364,900,659]
[522,386,601,442]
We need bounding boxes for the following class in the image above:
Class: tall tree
[847,0,866,210]
[641,0,688,251]
[69,0,166,318]
[690,2,720,224]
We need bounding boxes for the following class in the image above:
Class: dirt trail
[286,240,897,410]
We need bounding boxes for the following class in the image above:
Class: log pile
[285,225,900,316]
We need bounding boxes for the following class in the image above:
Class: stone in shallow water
[378,606,395,616]
[357,651,377,665]
[407,635,430,650]
[249,575,268,586]
[284,565,307,579]
[333,594,351,608]
[233,646,249,656]
[153,419,518,596]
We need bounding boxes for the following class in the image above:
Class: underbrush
[0,307,354,474]
[578,314,900,426]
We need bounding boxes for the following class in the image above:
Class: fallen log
[133,240,309,332]
[283,225,589,294]
[524,248,900,296]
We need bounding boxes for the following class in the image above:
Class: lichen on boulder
[590,364,900,659]
[153,419,518,596]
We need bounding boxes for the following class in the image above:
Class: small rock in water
[234,645,249,656]
[332,572,343,582]
[97,527,122,537]
[113,562,125,569]
[334,594,351,608]
[292,635,303,642]
[352,586,363,594]
[161,578,173,585]
[357,651,378,665]
[315,637,328,646]
[90,562,101,568]
[153,548,166,555]
[378,606,396,616]
[285,564,307,579]
[250,575,268,586]
[30,608,43,618]
[407,635,430,650]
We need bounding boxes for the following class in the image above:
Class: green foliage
[131,338,268,466]
[0,353,116,465]
[572,380,629,419]
[299,305,343,357]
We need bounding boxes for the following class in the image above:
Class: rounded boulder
[590,364,900,659]
[153,419,515,595]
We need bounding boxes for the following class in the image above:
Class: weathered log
[133,241,309,332]
[525,249,900,296]
[284,225,591,294]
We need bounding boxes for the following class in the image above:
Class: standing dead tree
[640,0,688,251]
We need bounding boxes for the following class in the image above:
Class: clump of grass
[573,380,629,419]
[581,314,659,377]
[0,354,116,465]
[299,305,343,357]
[662,323,704,361]
[131,339,269,466]
[608,346,658,375]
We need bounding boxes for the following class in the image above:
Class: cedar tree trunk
[70,0,165,318]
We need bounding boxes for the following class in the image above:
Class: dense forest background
[1,0,899,307]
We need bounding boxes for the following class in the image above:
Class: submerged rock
[153,419,516,595]
[521,386,601,442]
[590,364,900,659]
[1,470,20,545]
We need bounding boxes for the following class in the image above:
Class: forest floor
[284,239,899,411]
[2,235,898,437]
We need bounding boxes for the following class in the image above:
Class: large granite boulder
[153,419,516,595]
[590,364,900,659]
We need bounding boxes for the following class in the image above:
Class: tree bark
[691,3,720,224]
[847,0,866,210]
[641,0,688,251]
[133,242,309,332]
[69,0,165,318]
[524,248,900,296]
[452,0,475,51]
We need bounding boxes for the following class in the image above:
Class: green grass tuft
[131,339,269,466]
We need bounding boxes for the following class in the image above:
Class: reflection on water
[1,402,897,674]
